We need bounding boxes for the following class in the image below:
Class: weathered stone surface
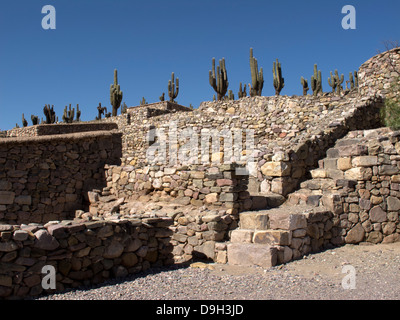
[345,223,365,244]
[344,167,372,180]
[103,241,124,259]
[366,231,383,244]
[13,230,29,241]
[0,191,15,205]
[239,212,269,230]
[369,206,387,223]
[269,213,307,231]
[253,230,291,246]
[351,156,378,167]
[14,195,32,205]
[201,215,221,223]
[0,241,18,252]
[261,162,291,177]
[337,157,352,171]
[195,241,215,260]
[33,229,59,250]
[387,196,400,211]
[227,243,277,268]
[230,229,254,243]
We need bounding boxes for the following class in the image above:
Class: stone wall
[0,215,173,299]
[6,123,118,138]
[319,128,400,245]
[288,127,400,246]
[97,163,249,211]
[358,47,400,99]
[96,92,383,202]
[0,131,122,224]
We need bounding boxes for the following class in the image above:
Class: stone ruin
[0,48,399,298]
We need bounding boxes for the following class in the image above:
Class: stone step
[300,178,337,191]
[248,193,286,211]
[239,212,269,230]
[238,205,313,231]
[310,168,344,180]
[230,229,291,246]
[227,243,278,268]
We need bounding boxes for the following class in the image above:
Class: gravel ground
[36,242,400,300]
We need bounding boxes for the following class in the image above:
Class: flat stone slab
[227,243,277,268]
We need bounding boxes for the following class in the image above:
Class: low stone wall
[318,128,400,245]
[6,123,118,138]
[97,163,249,212]
[0,131,122,224]
[0,216,173,299]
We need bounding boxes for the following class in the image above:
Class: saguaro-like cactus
[62,104,75,123]
[110,69,123,117]
[273,59,285,96]
[238,82,247,98]
[349,71,359,89]
[96,103,106,120]
[22,114,28,127]
[168,72,179,102]
[228,90,234,100]
[43,104,56,124]
[209,57,229,101]
[301,77,309,96]
[159,93,165,102]
[311,64,323,96]
[76,104,81,122]
[31,115,39,125]
[140,97,147,105]
[328,71,337,93]
[329,70,344,95]
[249,48,264,97]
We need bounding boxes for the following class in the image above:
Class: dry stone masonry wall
[0,131,122,224]
[0,215,173,299]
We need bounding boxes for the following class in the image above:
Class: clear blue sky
[0,0,399,130]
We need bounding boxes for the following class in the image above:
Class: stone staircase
[227,205,334,268]
[226,135,369,267]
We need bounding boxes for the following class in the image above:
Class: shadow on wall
[0,131,122,225]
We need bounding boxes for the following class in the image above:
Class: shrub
[381,77,400,129]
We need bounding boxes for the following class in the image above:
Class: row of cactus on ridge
[18,104,81,128]
[209,48,359,101]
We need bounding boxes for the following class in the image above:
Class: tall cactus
[31,115,39,125]
[238,82,247,98]
[301,77,309,96]
[328,71,337,93]
[168,72,179,102]
[110,69,123,117]
[273,59,285,96]
[349,71,359,89]
[22,114,28,127]
[249,48,264,96]
[329,70,344,95]
[62,104,75,123]
[311,64,323,96]
[76,104,81,122]
[96,103,106,120]
[159,93,165,102]
[209,57,229,101]
[228,90,234,100]
[43,104,56,124]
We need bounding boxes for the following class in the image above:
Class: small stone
[345,223,365,244]
[33,229,59,250]
[369,206,387,223]
[103,241,124,259]
[13,230,29,241]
